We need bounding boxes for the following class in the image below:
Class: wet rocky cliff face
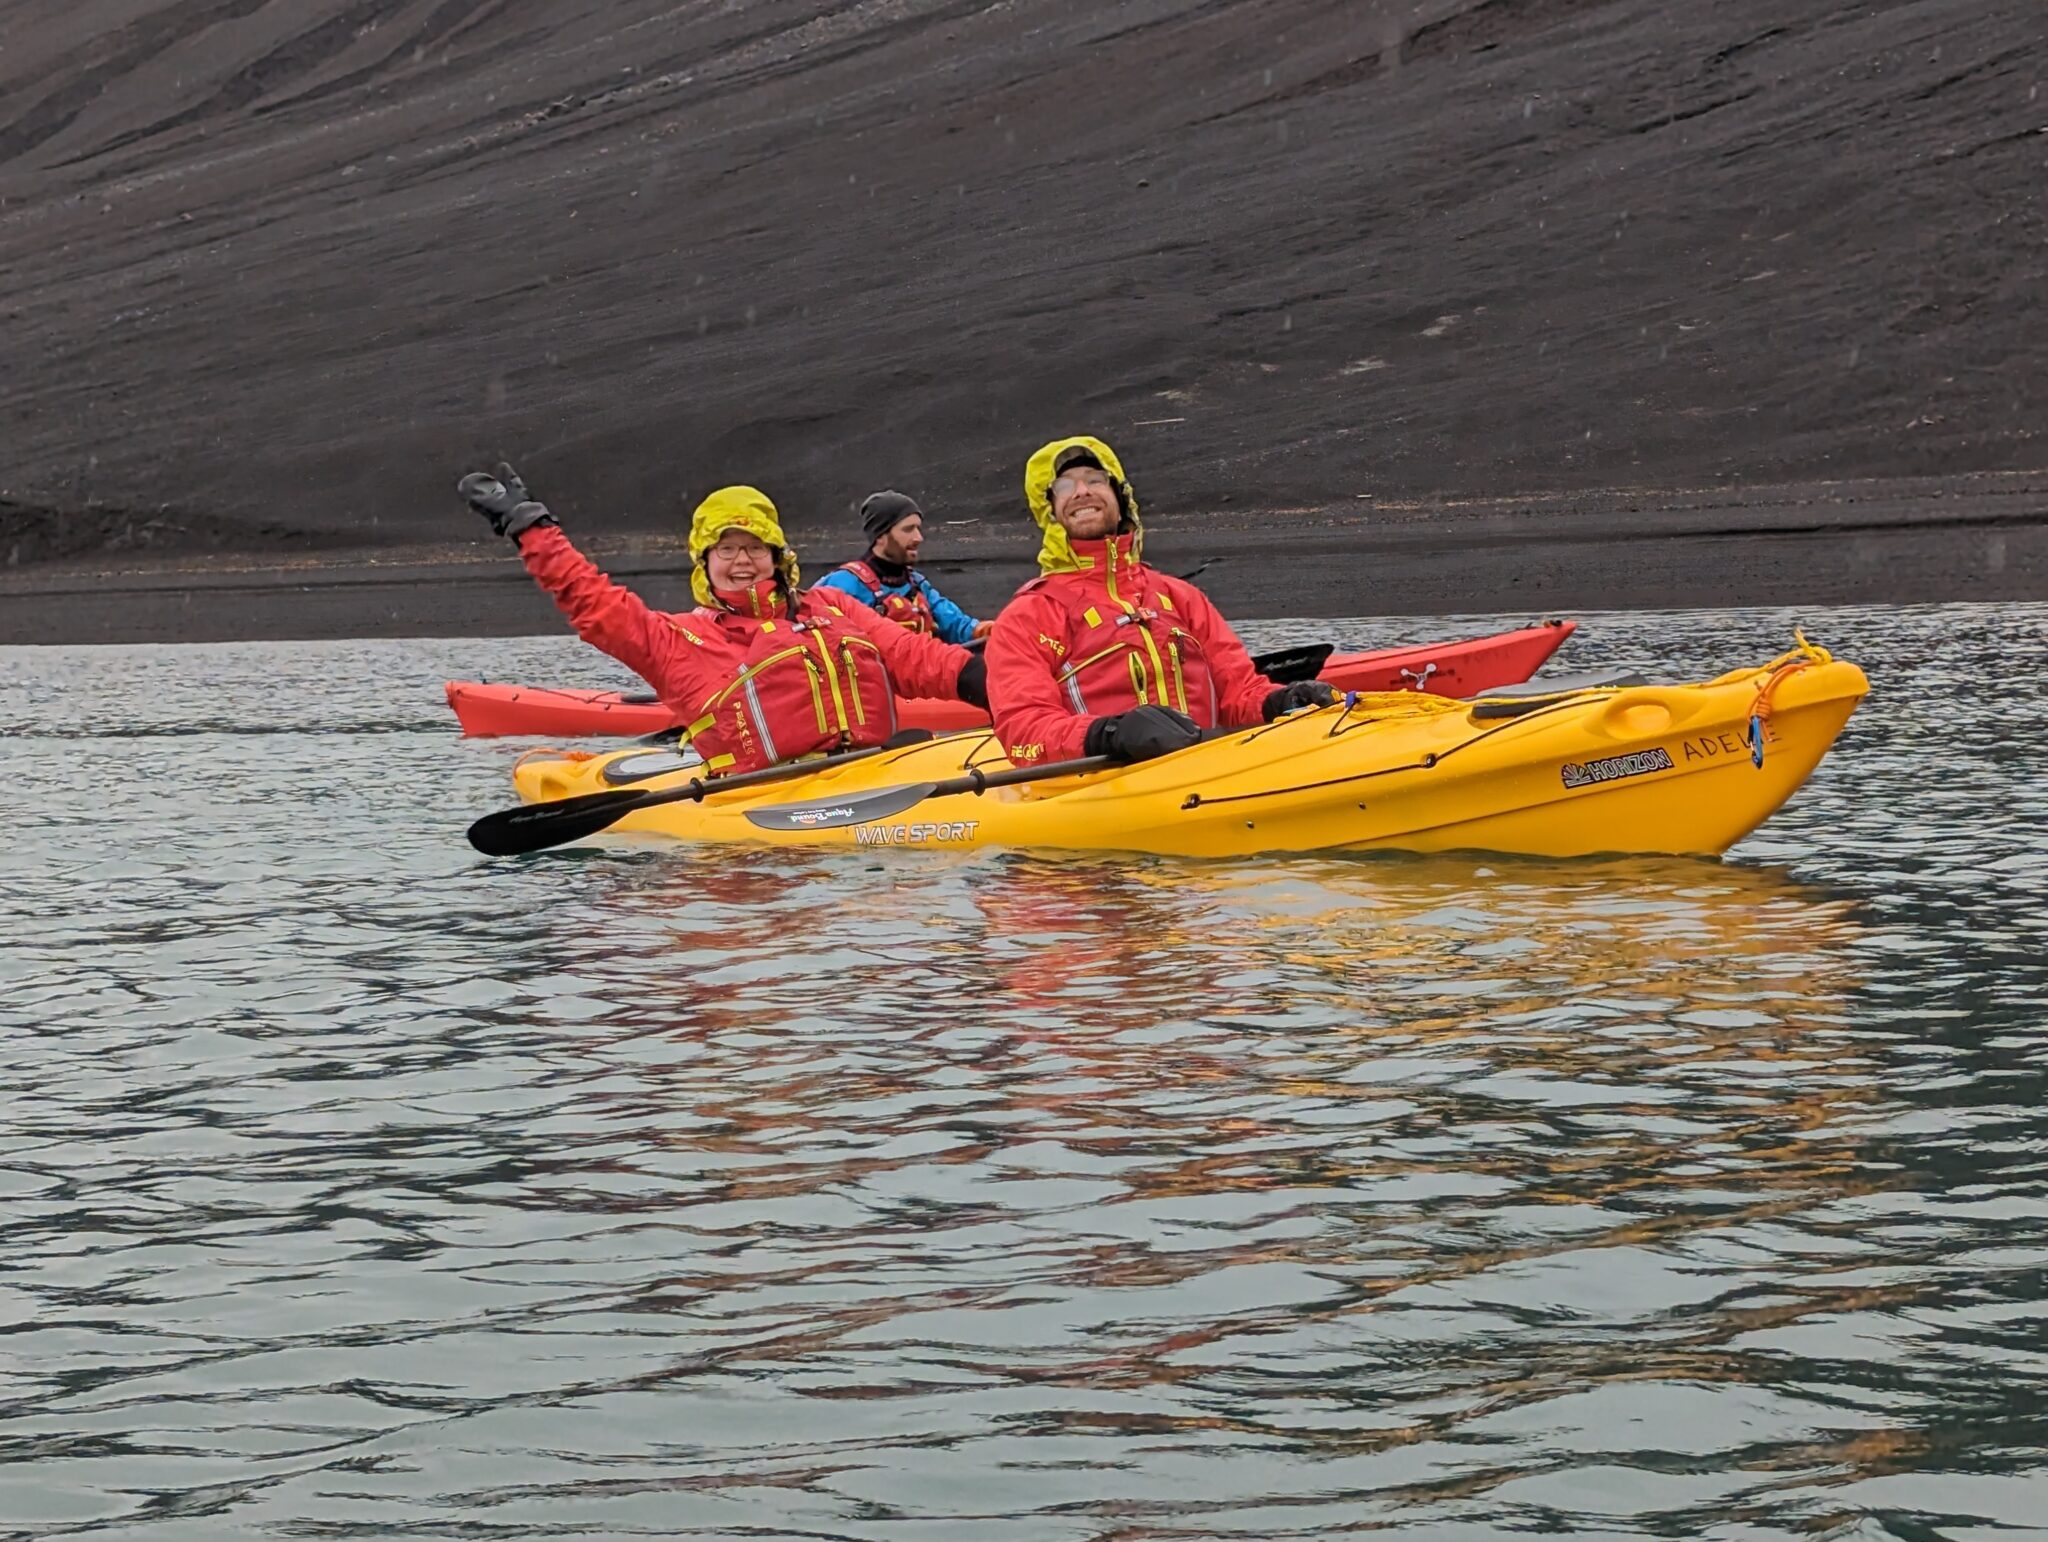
[2,0,2041,559]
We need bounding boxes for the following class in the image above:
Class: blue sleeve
[814,569,877,607]
[920,577,981,645]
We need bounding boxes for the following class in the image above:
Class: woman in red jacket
[459,463,986,775]
[983,436,1333,765]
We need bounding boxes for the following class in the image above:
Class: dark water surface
[3,605,2045,1540]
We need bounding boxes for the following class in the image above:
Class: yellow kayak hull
[508,653,1868,860]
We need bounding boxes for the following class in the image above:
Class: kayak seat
[601,749,704,784]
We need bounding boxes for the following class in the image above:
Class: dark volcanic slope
[1,0,2041,557]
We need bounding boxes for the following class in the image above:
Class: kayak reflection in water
[457,463,989,775]
[985,436,1336,765]
[812,489,994,643]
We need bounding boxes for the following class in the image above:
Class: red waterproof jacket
[984,532,1274,764]
[517,525,972,773]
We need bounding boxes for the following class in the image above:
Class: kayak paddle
[743,754,1115,833]
[470,741,909,856]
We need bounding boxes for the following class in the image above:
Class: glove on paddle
[955,654,990,710]
[459,461,557,540]
[1262,680,1337,721]
[1085,705,1202,763]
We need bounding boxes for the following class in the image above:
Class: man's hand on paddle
[1085,705,1203,763]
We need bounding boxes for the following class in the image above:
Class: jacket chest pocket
[1056,637,1135,711]
[1055,622,1191,713]
[1123,622,1199,713]
[833,636,895,734]
[717,645,822,760]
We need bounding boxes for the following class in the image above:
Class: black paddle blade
[1253,642,1336,684]
[467,787,651,856]
[743,782,939,833]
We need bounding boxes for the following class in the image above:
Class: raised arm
[459,463,688,692]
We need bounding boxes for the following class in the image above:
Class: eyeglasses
[1051,469,1111,502]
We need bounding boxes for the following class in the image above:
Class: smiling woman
[705,528,774,591]
[455,461,988,774]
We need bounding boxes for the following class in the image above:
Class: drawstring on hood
[1023,435,1142,576]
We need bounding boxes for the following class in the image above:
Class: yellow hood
[686,485,801,605]
[1023,435,1142,576]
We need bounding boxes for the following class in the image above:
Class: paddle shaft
[742,752,1118,831]
[468,742,895,855]
[631,749,891,813]
[916,754,1116,801]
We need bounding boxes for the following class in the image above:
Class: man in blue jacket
[812,490,992,643]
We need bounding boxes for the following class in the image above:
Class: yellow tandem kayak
[504,639,1867,860]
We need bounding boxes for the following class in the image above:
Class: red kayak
[444,621,1576,738]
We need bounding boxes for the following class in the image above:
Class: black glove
[458,461,556,540]
[1084,704,1202,763]
[955,654,989,710]
[1262,679,1337,721]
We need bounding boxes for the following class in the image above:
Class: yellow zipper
[1166,626,1203,713]
[1104,544,1171,703]
[839,639,886,729]
[808,631,851,733]
[1126,652,1150,705]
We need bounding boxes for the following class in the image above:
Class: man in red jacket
[459,463,986,775]
[984,436,1334,765]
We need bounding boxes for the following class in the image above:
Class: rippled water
[4,603,2046,1540]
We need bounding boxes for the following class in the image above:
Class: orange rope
[1744,630,1832,767]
